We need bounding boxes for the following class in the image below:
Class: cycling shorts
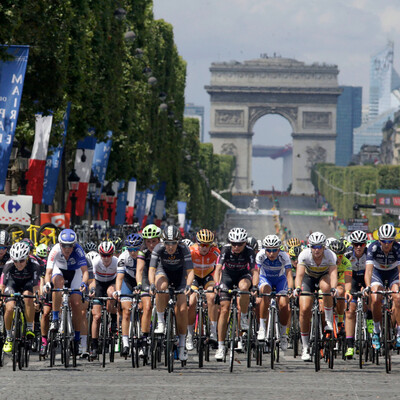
[156,266,186,291]
[220,269,252,302]
[4,278,34,300]
[259,274,288,294]
[301,273,328,293]
[94,279,116,305]
[52,268,82,293]
[120,275,137,303]
[371,267,399,288]
[192,273,214,290]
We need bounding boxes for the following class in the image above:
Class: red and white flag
[25,114,53,204]
[126,178,137,224]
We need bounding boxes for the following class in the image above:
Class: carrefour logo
[1,200,21,214]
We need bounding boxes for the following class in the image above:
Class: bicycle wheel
[63,310,71,368]
[150,306,157,369]
[204,311,211,363]
[229,308,237,373]
[384,309,392,373]
[38,223,60,245]
[291,307,300,358]
[6,224,27,244]
[313,311,320,372]
[269,309,276,370]
[24,340,31,368]
[101,311,108,368]
[166,308,174,373]
[356,309,364,369]
[130,305,138,367]
[246,308,254,368]
[49,331,56,367]
[18,342,25,369]
[12,306,21,371]
[328,333,334,369]
[198,306,204,368]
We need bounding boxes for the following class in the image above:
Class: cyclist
[294,231,337,361]
[328,240,352,336]
[0,230,11,274]
[186,229,220,351]
[182,238,194,248]
[0,241,40,352]
[288,246,301,280]
[214,227,258,360]
[89,241,118,359]
[43,229,89,353]
[256,235,293,350]
[149,225,194,362]
[113,233,143,357]
[247,236,259,253]
[364,224,400,350]
[344,230,371,358]
[113,237,124,258]
[286,237,301,250]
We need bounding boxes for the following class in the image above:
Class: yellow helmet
[287,237,301,248]
[196,229,214,244]
[289,246,301,259]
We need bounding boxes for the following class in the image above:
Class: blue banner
[135,191,147,225]
[0,45,29,191]
[115,180,126,225]
[42,102,71,205]
[92,131,113,201]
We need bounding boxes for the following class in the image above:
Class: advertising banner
[0,45,29,191]
[177,201,187,233]
[40,212,70,228]
[376,189,400,215]
[92,131,113,201]
[0,194,32,225]
[115,180,126,225]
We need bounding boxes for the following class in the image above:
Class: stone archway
[205,56,341,194]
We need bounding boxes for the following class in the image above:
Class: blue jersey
[256,249,291,278]
[47,243,87,271]
[366,240,400,271]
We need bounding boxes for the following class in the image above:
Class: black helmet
[0,230,10,246]
[329,239,346,255]
[247,236,258,252]
[162,225,181,242]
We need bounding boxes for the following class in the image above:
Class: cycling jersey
[117,249,137,280]
[47,243,87,272]
[149,243,193,273]
[1,258,40,292]
[337,256,352,284]
[297,247,336,278]
[256,249,291,278]
[137,246,151,287]
[218,244,256,272]
[0,251,10,276]
[366,240,400,271]
[348,248,367,276]
[93,256,118,282]
[190,243,220,278]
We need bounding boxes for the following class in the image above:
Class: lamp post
[88,172,98,226]
[68,169,80,227]
[106,185,115,227]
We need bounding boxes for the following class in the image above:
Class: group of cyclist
[0,219,399,369]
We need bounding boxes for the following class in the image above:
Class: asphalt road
[2,347,400,400]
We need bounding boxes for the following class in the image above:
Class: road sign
[347,218,368,232]
[376,189,400,215]
[285,210,335,216]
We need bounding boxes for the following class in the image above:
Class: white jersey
[298,247,336,278]
[256,250,291,278]
[92,256,118,282]
[117,249,137,280]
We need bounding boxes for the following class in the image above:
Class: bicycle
[245,293,257,368]
[150,293,163,370]
[352,291,370,369]
[0,292,38,371]
[0,302,5,367]
[289,296,300,358]
[6,220,60,247]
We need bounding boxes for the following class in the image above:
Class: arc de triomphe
[205,57,342,195]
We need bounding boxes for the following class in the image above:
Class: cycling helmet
[287,237,301,248]
[86,251,99,263]
[378,224,396,240]
[228,227,247,243]
[329,239,346,255]
[112,237,123,252]
[349,230,368,244]
[98,241,115,256]
[83,241,97,253]
[36,243,49,258]
[182,238,194,248]
[262,234,281,249]
[58,229,77,245]
[247,236,259,252]
[196,229,214,244]
[142,224,161,239]
[288,246,302,258]
[0,230,10,246]
[21,238,34,251]
[10,241,30,261]
[161,225,181,242]
[325,237,336,249]
[125,233,144,248]
[308,232,326,246]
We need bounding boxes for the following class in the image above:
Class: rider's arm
[294,263,305,289]
[136,254,145,284]
[214,263,222,284]
[285,266,294,290]
[328,264,337,289]
[186,268,194,287]
[251,266,259,287]
[364,263,373,287]
[81,264,89,286]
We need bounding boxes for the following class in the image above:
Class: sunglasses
[0,246,8,250]
[230,242,246,247]
[164,241,178,246]
[380,240,394,244]
[265,248,279,253]
[199,243,211,248]
[61,244,74,248]
[14,258,28,263]
[101,254,113,258]
[353,243,365,247]
[127,247,141,252]
[311,245,324,249]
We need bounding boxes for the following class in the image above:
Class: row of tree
[311,163,400,230]
[0,1,234,230]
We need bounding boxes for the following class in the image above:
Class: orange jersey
[190,243,220,278]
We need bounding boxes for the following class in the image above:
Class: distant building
[335,86,362,166]
[184,103,205,142]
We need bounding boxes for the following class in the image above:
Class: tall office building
[354,42,400,154]
[335,86,362,166]
[184,103,205,142]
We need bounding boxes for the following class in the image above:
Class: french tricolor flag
[25,114,53,204]
[126,178,137,224]
[66,135,97,216]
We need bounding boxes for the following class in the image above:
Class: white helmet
[262,234,281,248]
[228,227,247,243]
[308,232,326,246]
[378,224,396,240]
[182,238,194,248]
[10,241,30,261]
[325,237,336,249]
[86,251,99,263]
[349,230,368,244]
